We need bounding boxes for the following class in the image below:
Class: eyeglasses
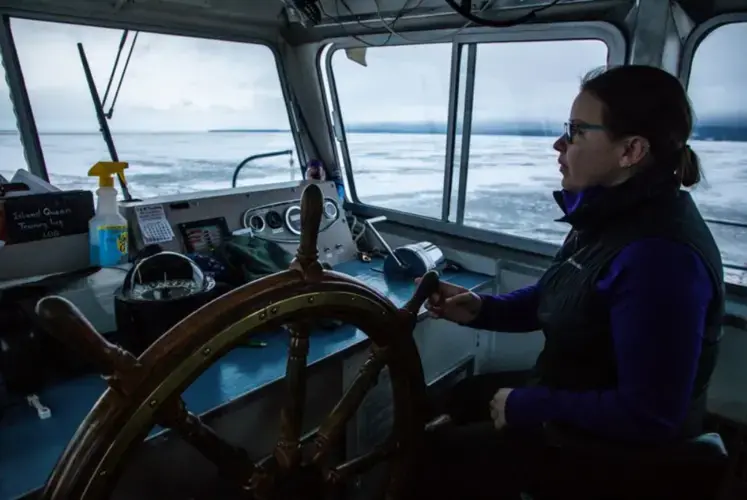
[563,122,605,144]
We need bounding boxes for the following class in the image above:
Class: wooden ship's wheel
[35,183,438,500]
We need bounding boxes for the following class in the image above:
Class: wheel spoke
[35,296,143,395]
[401,270,441,317]
[249,455,278,500]
[325,439,398,485]
[289,178,324,280]
[425,414,452,431]
[311,346,389,464]
[274,323,311,468]
[157,398,255,488]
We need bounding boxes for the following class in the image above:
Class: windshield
[4,16,747,285]
[4,18,299,197]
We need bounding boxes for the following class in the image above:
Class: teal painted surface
[0,259,490,499]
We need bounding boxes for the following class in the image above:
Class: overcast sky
[0,17,744,132]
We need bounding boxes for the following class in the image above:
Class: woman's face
[553,91,645,192]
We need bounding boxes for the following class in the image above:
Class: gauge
[248,214,265,232]
[242,211,265,231]
[285,205,302,235]
[323,200,338,220]
[265,210,283,229]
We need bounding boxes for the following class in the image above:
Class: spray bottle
[88,161,129,267]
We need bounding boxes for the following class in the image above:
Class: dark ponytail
[677,145,702,188]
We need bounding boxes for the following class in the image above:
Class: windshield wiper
[77,30,138,201]
[101,30,138,120]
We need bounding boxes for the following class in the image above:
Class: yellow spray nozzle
[88,161,129,188]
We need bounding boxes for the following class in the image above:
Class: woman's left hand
[489,388,514,431]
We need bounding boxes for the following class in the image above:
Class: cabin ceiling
[0,0,745,43]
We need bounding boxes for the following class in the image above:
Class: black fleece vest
[533,169,724,437]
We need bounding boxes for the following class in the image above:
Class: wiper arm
[77,28,140,202]
[101,30,138,120]
[77,42,134,201]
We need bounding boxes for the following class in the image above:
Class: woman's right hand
[414,276,482,324]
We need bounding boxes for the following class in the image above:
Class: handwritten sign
[2,190,94,244]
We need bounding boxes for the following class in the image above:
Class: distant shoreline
[205,125,747,142]
[1,123,745,142]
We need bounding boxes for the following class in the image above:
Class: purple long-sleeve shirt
[469,190,715,443]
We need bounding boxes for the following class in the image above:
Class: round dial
[265,210,283,229]
[285,205,302,235]
[323,200,338,220]
[248,214,265,232]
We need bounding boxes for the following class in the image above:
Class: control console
[119,180,356,267]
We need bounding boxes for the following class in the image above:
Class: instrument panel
[242,197,340,240]
[120,180,357,267]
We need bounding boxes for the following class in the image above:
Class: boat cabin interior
[1,0,747,499]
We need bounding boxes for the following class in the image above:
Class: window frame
[679,12,747,292]
[321,21,625,259]
[679,12,747,86]
[0,15,46,180]
[0,11,305,181]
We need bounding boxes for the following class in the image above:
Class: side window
[10,19,298,197]
[463,39,608,244]
[687,22,747,285]
[329,43,452,219]
[0,59,26,181]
